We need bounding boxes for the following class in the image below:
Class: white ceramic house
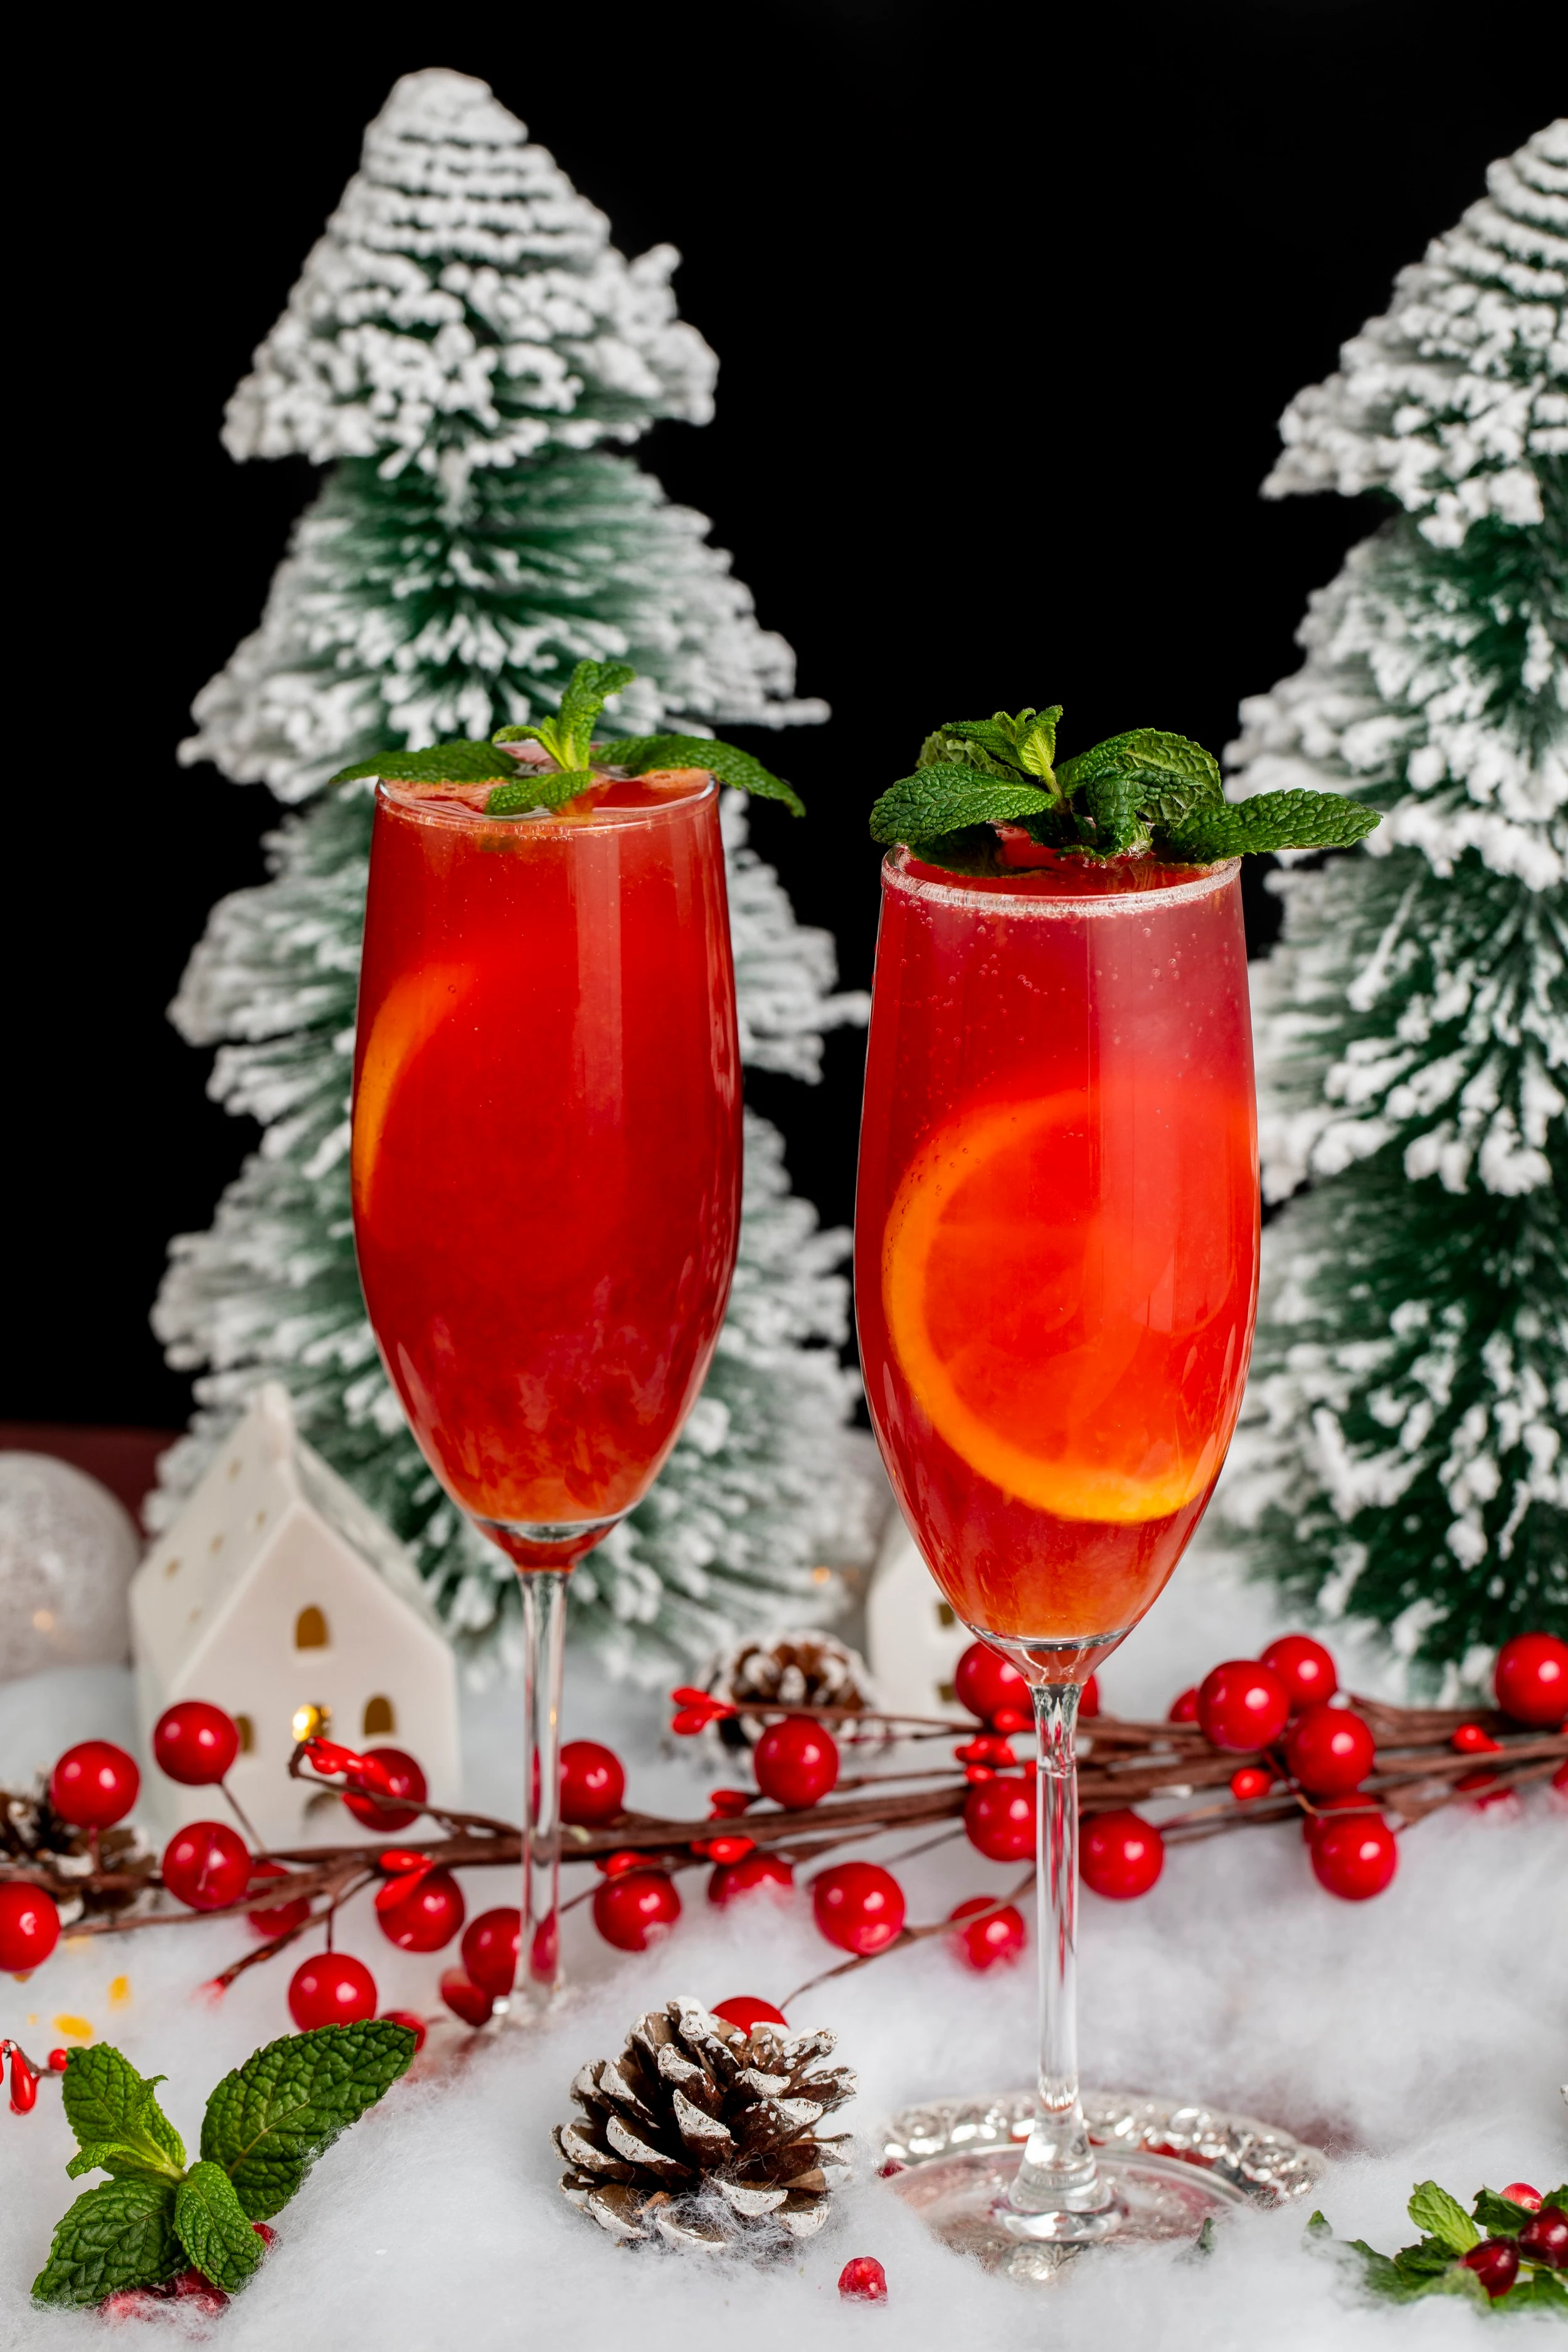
[130,1385,460,1849]
[864,1509,973,1720]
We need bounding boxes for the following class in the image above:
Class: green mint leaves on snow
[1306,2178,1568,2314]
[330,659,805,819]
[33,2025,415,2307]
[869,702,1380,869]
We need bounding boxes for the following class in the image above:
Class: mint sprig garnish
[1306,2178,1568,2312]
[32,2026,415,2308]
[869,701,1379,869]
[329,659,805,819]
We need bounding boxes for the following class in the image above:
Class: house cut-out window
[235,1714,255,1754]
[363,1695,396,1737]
[295,1606,329,1650]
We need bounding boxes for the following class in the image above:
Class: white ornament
[131,1384,459,1847]
[0,1454,140,1683]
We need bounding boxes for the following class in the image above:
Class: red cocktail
[856,845,1258,2242]
[857,847,1258,1662]
[353,767,741,2002]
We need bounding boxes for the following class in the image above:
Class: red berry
[1285,1702,1375,1796]
[838,2256,888,2302]
[963,1775,1036,1862]
[812,1862,905,1954]
[287,1952,377,2030]
[9,2049,39,2111]
[50,1740,140,1830]
[152,1701,240,1787]
[1168,1687,1199,1723]
[1260,1634,1338,1711]
[170,2267,229,2311]
[1451,1723,1502,1754]
[162,1821,252,1912]
[0,1882,61,1971]
[712,1996,787,2033]
[1519,2208,1568,2267]
[593,1870,681,1951]
[559,1740,626,1826]
[954,1641,1029,1726]
[1310,1813,1398,1900]
[707,1788,753,1818]
[1461,2237,1520,2299]
[596,1849,650,1877]
[1494,1632,1568,1729]
[990,1707,1032,1734]
[1080,1809,1164,1899]
[1197,1660,1291,1752]
[253,2224,277,2247]
[708,1851,795,1906]
[48,2050,69,2072]
[247,1861,312,1937]
[753,1717,839,1809]
[439,1968,494,2027]
[1229,1766,1274,1801]
[1502,2183,1542,2212]
[374,1865,465,1952]
[1081,1675,1101,1718]
[462,1907,521,1998]
[948,1897,1026,1970]
[374,2009,426,2053]
[342,1747,428,1831]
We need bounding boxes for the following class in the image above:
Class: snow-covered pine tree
[152,68,879,1678]
[1217,119,1567,1687]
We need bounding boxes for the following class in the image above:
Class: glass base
[891,2143,1246,2275]
[477,1513,623,1571]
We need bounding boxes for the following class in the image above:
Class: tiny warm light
[292,1702,331,1742]
[32,1609,56,1634]
[810,1565,832,1587]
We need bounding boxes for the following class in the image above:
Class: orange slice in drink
[881,1096,1223,1524]
[351,964,475,1217]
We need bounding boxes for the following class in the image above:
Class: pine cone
[706,1632,881,1752]
[556,1997,856,2249]
[1,1784,152,1919]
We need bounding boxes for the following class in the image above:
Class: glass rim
[374,770,718,834]
[882,844,1242,918]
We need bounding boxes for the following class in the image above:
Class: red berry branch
[3,1634,1564,2051]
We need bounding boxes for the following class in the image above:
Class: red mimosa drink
[856,848,1258,1661]
[353,771,741,1565]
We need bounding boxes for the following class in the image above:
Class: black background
[8,1,1559,1427]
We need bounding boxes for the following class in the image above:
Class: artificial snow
[3,1585,1562,2349]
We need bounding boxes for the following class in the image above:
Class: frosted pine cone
[556,1997,856,2249]
[706,1631,881,1751]
[1,1783,152,1921]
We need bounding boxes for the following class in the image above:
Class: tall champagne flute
[856,845,1259,2240]
[352,765,741,2013]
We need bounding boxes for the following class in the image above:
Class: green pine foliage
[152,72,877,1676]
[1217,120,1568,1685]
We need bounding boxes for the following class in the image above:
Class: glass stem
[1010,1680,1108,2216]
[517,1569,568,2010]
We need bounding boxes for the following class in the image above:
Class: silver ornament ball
[0,1453,139,1682]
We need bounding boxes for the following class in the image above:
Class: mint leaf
[916,725,1021,780]
[65,2140,183,2185]
[1408,2181,1480,2254]
[492,657,637,773]
[329,739,516,788]
[1015,707,1062,782]
[600,734,805,817]
[1076,764,1148,855]
[485,768,596,816]
[869,766,1054,847]
[1471,2188,1535,2235]
[201,2022,416,2221]
[61,2047,185,2176]
[1542,2186,1568,2212]
[1511,2272,1568,2310]
[1158,790,1381,861]
[174,2162,265,2294]
[1340,2237,1419,2299]
[32,2176,181,2306]
[1393,2238,1460,2279]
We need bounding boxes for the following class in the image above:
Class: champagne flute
[856,844,1259,2239]
[352,760,741,2013]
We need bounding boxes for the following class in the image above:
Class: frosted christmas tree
[1218,119,1567,1685]
[153,69,878,1676]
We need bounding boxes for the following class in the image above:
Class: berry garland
[2,1634,1564,2036]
